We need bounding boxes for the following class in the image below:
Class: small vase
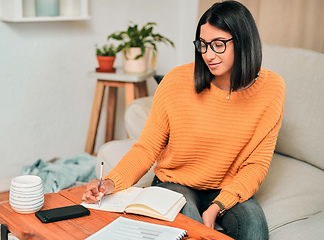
[60,0,80,16]
[96,56,116,73]
[35,0,60,17]
[122,48,150,73]
[23,0,36,17]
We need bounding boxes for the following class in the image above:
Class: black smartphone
[35,205,90,223]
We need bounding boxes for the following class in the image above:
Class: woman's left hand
[202,203,221,229]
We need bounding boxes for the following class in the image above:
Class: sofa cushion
[268,211,324,240]
[255,153,324,236]
[262,45,324,170]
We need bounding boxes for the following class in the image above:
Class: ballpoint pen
[98,162,104,208]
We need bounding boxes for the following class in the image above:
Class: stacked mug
[9,175,44,214]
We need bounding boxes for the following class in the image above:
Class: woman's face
[199,23,234,80]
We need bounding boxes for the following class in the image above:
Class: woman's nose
[205,46,216,60]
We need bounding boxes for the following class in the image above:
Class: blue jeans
[151,176,269,240]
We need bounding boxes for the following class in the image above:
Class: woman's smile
[208,62,222,69]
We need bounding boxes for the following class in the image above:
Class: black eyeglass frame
[193,38,233,54]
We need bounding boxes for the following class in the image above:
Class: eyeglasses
[193,38,233,54]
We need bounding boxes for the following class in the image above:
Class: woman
[82,1,285,239]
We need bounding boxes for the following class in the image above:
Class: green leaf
[105,21,175,58]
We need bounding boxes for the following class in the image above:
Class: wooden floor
[0,191,9,203]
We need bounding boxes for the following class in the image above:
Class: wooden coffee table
[0,186,232,240]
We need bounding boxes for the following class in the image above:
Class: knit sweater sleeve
[215,79,285,210]
[104,75,170,192]
[216,112,283,209]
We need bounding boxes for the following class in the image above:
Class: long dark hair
[194,0,262,94]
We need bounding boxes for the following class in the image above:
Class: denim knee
[219,197,269,240]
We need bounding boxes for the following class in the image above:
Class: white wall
[0,0,198,191]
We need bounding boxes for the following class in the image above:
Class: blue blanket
[21,152,97,194]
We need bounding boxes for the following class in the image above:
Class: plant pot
[122,48,150,73]
[96,56,116,73]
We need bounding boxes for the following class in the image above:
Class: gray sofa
[97,44,324,239]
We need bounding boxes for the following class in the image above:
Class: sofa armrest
[96,139,155,187]
[124,96,153,139]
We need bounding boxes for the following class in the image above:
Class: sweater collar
[209,68,266,101]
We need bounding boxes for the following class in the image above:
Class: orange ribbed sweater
[106,62,285,210]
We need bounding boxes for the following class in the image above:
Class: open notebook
[85,217,187,240]
[82,186,186,221]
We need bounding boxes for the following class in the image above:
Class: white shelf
[1,15,90,22]
[0,0,90,22]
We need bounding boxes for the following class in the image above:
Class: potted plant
[96,43,121,72]
[107,22,175,73]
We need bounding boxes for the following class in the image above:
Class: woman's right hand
[81,178,115,204]
[202,203,220,229]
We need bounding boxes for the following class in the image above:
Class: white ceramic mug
[9,175,44,214]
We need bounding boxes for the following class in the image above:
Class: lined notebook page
[85,217,187,240]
